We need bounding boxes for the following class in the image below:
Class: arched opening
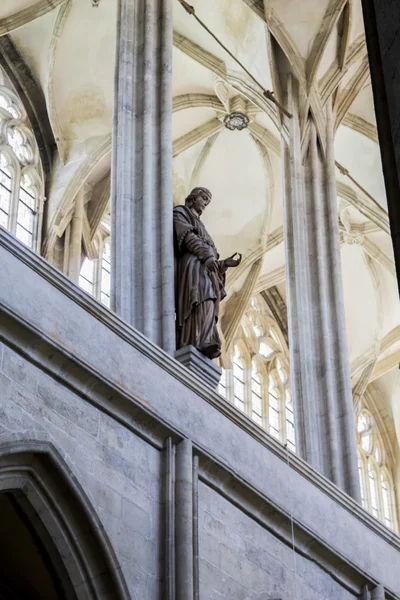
[218,294,295,451]
[0,442,129,600]
[0,491,72,599]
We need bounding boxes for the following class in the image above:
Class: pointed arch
[0,441,129,600]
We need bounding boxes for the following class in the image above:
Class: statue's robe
[173,205,227,359]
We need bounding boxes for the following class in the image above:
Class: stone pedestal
[175,346,222,389]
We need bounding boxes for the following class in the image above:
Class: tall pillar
[111,0,175,353]
[68,190,84,283]
[283,76,361,501]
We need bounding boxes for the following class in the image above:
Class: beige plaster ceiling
[335,126,387,209]
[349,82,377,125]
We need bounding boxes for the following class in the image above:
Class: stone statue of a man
[173,187,241,359]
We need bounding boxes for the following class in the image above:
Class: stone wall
[199,482,358,599]
[0,227,399,599]
[0,343,163,598]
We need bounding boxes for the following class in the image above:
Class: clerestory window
[0,77,44,251]
[79,234,111,307]
[219,295,295,452]
[357,410,397,531]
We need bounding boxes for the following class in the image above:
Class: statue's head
[185,187,212,216]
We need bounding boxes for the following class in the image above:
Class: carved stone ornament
[223,112,249,131]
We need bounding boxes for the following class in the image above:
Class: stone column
[68,189,84,283]
[111,0,175,353]
[175,439,193,599]
[282,76,360,501]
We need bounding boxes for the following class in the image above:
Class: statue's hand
[223,252,242,268]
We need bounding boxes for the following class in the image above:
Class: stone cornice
[1,227,400,576]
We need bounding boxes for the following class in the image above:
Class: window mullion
[367,464,375,517]
[33,184,44,253]
[391,480,399,532]
[227,369,233,404]
[262,371,269,431]
[94,237,103,301]
[8,159,20,234]
[375,463,385,523]
[244,364,252,418]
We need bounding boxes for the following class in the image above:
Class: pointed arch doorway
[0,441,129,600]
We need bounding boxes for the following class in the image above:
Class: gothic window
[78,233,112,307]
[357,410,397,530]
[232,345,245,412]
[0,78,44,251]
[17,173,37,247]
[251,361,263,425]
[259,339,275,359]
[219,295,295,452]
[100,237,111,307]
[79,257,95,295]
[218,366,227,397]
[268,374,280,439]
[0,158,12,228]
[285,390,296,452]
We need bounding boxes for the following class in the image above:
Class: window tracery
[218,294,295,452]
[0,75,44,251]
[356,409,397,530]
